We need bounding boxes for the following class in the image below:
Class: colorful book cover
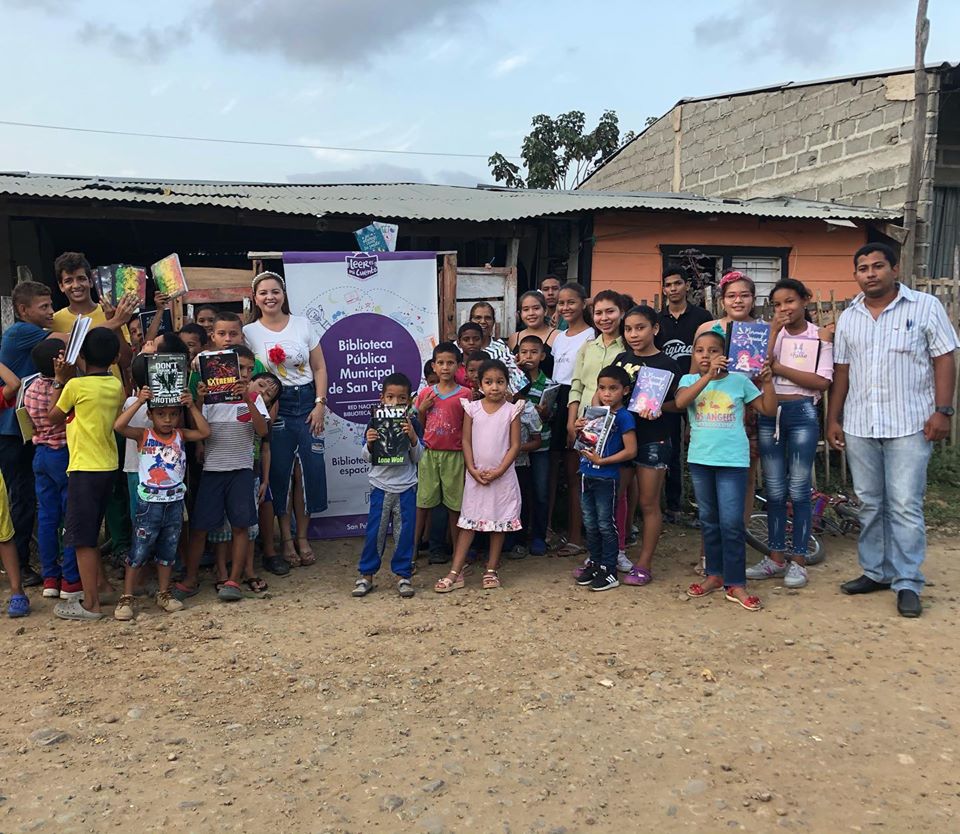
[574,406,615,456]
[113,265,147,307]
[369,405,412,465]
[778,336,820,374]
[150,253,188,299]
[354,224,390,253]
[92,265,114,305]
[725,321,770,375]
[627,366,674,415]
[372,221,398,252]
[198,350,241,404]
[146,353,187,408]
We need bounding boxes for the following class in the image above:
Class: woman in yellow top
[556,289,631,557]
[51,252,135,382]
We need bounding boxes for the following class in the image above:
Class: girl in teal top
[675,331,777,612]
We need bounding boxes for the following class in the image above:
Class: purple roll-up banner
[282,251,439,539]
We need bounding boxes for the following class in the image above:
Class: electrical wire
[0,119,518,161]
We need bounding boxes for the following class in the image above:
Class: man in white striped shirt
[827,243,958,618]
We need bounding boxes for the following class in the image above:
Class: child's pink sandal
[435,571,464,594]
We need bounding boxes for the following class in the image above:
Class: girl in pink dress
[435,359,522,592]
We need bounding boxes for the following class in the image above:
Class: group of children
[356,275,833,614]
[1,295,283,621]
[0,271,833,619]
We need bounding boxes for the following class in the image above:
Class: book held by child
[574,406,615,456]
[198,350,241,404]
[725,321,769,375]
[146,354,187,407]
[369,405,413,465]
[627,366,674,415]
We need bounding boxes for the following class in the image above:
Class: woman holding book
[746,278,834,589]
[244,271,328,566]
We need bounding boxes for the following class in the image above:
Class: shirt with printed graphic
[414,384,471,451]
[136,428,187,502]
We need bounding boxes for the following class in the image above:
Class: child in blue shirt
[573,365,637,592]
[676,331,777,611]
[353,373,424,599]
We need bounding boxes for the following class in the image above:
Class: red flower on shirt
[268,345,286,366]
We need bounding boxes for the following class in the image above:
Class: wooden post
[506,237,520,270]
[567,221,580,281]
[816,290,830,485]
[900,0,930,284]
[439,253,457,341]
[953,246,960,443]
[171,297,184,331]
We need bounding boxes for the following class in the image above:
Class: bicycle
[745,490,861,566]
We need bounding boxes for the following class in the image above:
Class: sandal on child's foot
[687,578,723,598]
[217,580,244,602]
[397,578,415,598]
[352,577,374,597]
[297,538,316,566]
[281,539,302,567]
[725,587,763,611]
[244,577,268,594]
[435,571,464,594]
[482,569,501,590]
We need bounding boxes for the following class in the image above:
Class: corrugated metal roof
[0,171,899,222]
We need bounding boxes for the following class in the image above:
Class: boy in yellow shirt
[48,327,126,620]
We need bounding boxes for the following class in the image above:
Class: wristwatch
[935,406,955,417]
[315,396,327,405]
[51,381,64,389]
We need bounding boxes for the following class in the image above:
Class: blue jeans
[758,398,819,557]
[359,487,416,578]
[33,444,79,583]
[128,498,184,567]
[527,451,550,544]
[690,463,748,587]
[580,475,619,572]
[270,382,328,517]
[845,431,931,594]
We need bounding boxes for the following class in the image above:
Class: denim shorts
[635,439,671,470]
[128,498,184,567]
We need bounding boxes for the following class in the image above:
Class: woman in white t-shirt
[244,272,328,566]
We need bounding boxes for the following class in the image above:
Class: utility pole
[901,0,929,285]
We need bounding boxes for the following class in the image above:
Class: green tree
[488,109,628,190]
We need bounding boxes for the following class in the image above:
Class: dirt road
[2,527,958,833]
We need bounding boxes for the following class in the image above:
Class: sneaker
[156,591,185,613]
[505,545,528,560]
[575,562,600,586]
[572,558,595,581]
[784,561,808,589]
[590,570,620,592]
[616,550,634,573]
[21,566,42,588]
[114,595,135,621]
[42,578,61,599]
[745,556,787,580]
[59,580,84,601]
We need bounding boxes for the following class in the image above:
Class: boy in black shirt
[654,267,711,516]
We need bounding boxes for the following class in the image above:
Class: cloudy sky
[1,0,956,186]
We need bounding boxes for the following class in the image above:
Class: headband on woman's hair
[718,271,748,290]
[252,270,285,289]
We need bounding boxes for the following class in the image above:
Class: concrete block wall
[585,71,942,274]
